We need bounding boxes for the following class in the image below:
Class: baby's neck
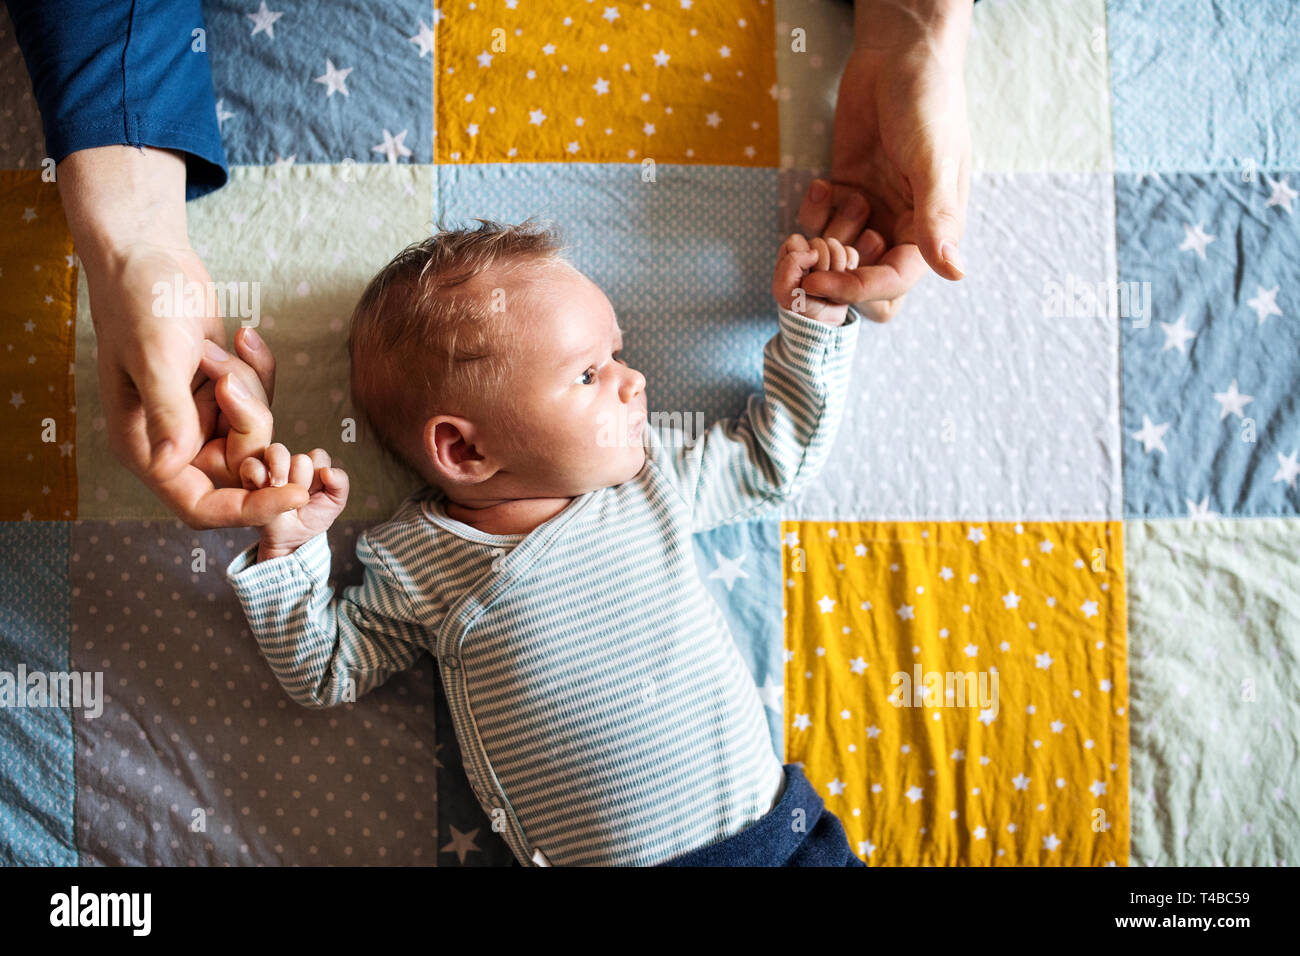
[441,494,575,536]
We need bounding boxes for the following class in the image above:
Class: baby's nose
[622,367,646,400]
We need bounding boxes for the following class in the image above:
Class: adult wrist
[853,0,973,60]
[56,145,193,273]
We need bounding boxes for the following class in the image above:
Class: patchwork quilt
[0,0,1295,866]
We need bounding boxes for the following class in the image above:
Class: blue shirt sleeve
[5,0,228,200]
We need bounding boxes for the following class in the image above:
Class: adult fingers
[908,139,968,281]
[151,464,309,529]
[800,242,929,316]
[795,178,836,237]
[821,191,872,247]
[119,332,204,483]
[212,369,276,476]
[233,326,276,406]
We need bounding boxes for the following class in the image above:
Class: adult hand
[797,0,973,323]
[61,146,308,528]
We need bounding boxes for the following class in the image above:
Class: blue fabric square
[691,519,785,762]
[1118,170,1300,517]
[1109,0,1300,172]
[0,523,77,865]
[204,0,433,165]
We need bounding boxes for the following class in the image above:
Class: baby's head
[348,218,648,505]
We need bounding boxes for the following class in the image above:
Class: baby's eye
[577,367,597,386]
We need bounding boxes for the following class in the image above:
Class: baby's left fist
[772,234,860,326]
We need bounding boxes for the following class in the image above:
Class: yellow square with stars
[0,170,78,520]
[782,520,1129,866]
[435,0,778,165]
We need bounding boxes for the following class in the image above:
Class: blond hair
[347,216,568,484]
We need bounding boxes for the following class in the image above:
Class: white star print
[652,49,670,67]
[410,21,435,58]
[850,657,868,674]
[967,527,985,544]
[895,604,914,621]
[792,713,811,731]
[1179,221,1215,260]
[1001,590,1020,609]
[904,785,923,803]
[1264,174,1297,214]
[1160,313,1196,353]
[247,1,283,39]
[1131,414,1170,454]
[817,594,836,614]
[1186,496,1219,519]
[1213,378,1254,421]
[705,111,721,128]
[782,531,799,548]
[476,50,493,68]
[939,566,953,580]
[1035,652,1053,669]
[1042,833,1061,852]
[371,128,412,164]
[1080,600,1099,619]
[1273,449,1300,490]
[1012,773,1031,791]
[708,551,749,591]
[757,677,783,712]
[529,109,547,125]
[1246,285,1282,326]
[602,6,620,22]
[314,59,353,97]
[827,778,846,796]
[592,77,610,95]
[215,99,235,129]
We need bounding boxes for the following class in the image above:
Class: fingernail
[810,179,828,202]
[242,328,262,351]
[203,339,229,362]
[226,373,248,399]
[940,240,965,277]
[863,231,884,257]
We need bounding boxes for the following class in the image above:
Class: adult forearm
[853,0,973,60]
[56,145,192,274]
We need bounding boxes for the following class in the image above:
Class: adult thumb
[911,148,966,281]
[138,363,201,481]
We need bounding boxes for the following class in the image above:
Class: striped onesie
[226,302,862,866]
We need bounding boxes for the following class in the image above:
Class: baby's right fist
[773,233,860,325]
[241,444,350,559]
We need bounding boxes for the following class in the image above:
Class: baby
[223,211,879,867]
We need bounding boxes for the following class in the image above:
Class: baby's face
[489,262,648,496]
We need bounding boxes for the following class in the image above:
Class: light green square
[775,0,1112,174]
[1127,518,1300,866]
[76,163,435,521]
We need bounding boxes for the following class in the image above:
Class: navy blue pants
[657,763,864,867]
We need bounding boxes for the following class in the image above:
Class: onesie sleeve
[4,0,228,200]
[646,304,863,534]
[225,531,429,708]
